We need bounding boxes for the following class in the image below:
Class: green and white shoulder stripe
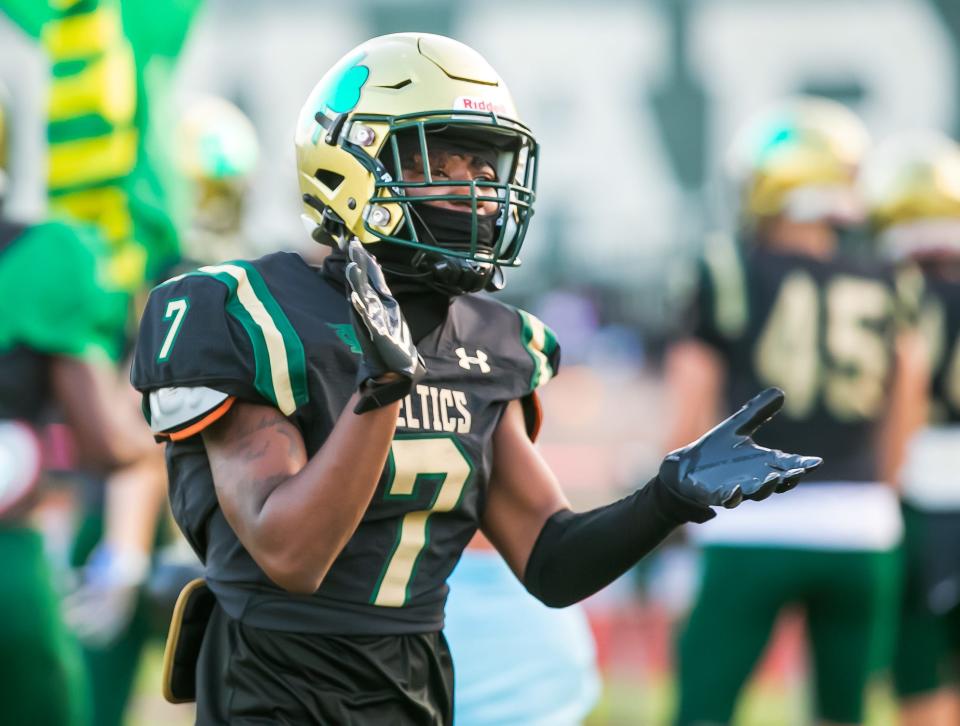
[518,309,559,390]
[161,261,309,415]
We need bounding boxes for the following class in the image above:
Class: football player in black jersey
[131,34,821,725]
[665,98,927,726]
[862,131,960,726]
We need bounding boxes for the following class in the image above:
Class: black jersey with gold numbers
[131,251,559,635]
[686,240,906,483]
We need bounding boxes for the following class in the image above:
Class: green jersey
[0,219,127,420]
[0,0,203,289]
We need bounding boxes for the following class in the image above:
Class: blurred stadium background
[3,0,960,723]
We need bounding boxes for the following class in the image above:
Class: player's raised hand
[658,387,822,509]
[344,239,425,412]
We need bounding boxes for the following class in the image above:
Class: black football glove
[658,387,822,509]
[344,239,425,413]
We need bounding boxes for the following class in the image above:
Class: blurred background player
[664,97,927,726]
[174,94,260,266]
[0,85,161,726]
[861,130,960,726]
[443,537,600,725]
[0,6,205,724]
[63,94,261,726]
[0,6,206,724]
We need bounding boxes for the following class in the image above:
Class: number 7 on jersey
[372,436,473,607]
[157,297,190,363]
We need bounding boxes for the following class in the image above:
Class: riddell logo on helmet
[454,97,508,115]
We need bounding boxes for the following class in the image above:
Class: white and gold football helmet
[175,96,259,262]
[726,96,870,227]
[860,130,960,261]
[295,33,538,293]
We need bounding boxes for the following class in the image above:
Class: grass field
[587,676,896,726]
[127,645,897,726]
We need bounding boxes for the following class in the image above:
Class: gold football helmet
[175,96,259,231]
[175,96,259,262]
[860,130,960,260]
[295,33,538,292]
[726,96,870,225]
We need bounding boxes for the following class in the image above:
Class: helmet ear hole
[315,169,345,192]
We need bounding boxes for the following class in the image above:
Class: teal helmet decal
[757,126,798,162]
[321,52,370,113]
[310,53,369,144]
[198,130,256,179]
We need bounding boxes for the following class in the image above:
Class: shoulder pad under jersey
[451,295,561,439]
[145,386,234,440]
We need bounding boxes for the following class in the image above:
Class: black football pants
[195,603,453,725]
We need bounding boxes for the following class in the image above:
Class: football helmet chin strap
[313,203,504,296]
[381,250,504,296]
[386,201,505,295]
[428,255,505,294]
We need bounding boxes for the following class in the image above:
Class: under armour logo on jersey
[455,347,491,373]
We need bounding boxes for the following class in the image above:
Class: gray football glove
[659,387,822,508]
[344,239,425,413]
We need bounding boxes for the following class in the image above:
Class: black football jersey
[685,239,907,483]
[130,251,560,635]
[918,273,960,424]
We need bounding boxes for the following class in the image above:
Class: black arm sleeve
[522,476,715,608]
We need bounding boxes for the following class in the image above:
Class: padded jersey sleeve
[131,261,310,439]
[513,308,561,441]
